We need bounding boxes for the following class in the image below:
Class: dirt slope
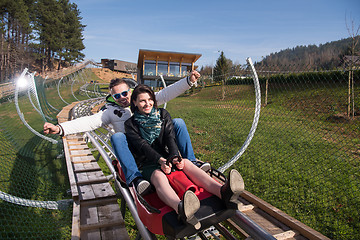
[91,68,136,83]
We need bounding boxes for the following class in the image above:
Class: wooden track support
[58,104,130,240]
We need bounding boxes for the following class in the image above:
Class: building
[137,49,202,87]
[101,59,137,73]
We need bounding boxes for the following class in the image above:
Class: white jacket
[60,77,193,135]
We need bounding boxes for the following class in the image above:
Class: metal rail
[70,99,275,240]
[85,131,155,240]
[64,64,329,239]
[218,57,261,172]
[70,98,154,239]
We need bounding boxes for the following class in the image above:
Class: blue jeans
[172,118,196,162]
[110,118,196,185]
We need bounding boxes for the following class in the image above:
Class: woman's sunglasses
[112,89,130,99]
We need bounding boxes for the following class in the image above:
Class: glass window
[157,61,168,76]
[169,62,180,77]
[144,80,156,87]
[181,63,192,76]
[144,60,156,76]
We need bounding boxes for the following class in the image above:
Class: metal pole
[230,211,276,240]
[159,75,167,109]
[218,57,261,172]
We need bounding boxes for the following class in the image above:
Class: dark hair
[109,78,130,90]
[130,84,158,112]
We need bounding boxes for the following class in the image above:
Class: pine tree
[34,0,66,71]
[213,51,231,83]
[57,0,85,69]
[0,0,86,81]
[0,0,31,82]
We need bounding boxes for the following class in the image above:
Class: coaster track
[3,60,332,239]
[62,97,329,240]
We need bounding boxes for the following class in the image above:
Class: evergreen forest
[200,37,360,78]
[0,0,85,83]
[260,37,360,69]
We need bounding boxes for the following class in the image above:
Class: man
[44,71,201,195]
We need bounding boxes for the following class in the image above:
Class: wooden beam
[63,137,79,199]
[156,56,159,76]
[71,201,81,240]
[241,191,331,240]
[80,220,125,231]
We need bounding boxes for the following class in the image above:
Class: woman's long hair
[130,84,158,112]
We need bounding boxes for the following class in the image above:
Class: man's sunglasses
[112,89,130,99]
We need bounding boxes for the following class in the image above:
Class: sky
[71,0,360,67]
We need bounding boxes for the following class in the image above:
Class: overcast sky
[71,0,360,67]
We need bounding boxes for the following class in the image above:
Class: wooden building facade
[137,49,201,87]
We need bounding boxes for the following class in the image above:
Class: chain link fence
[0,60,359,239]
[167,63,359,240]
[0,65,103,239]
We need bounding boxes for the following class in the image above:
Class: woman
[125,84,244,229]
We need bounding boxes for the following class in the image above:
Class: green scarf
[134,108,163,144]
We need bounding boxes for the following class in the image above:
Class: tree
[57,0,85,69]
[34,0,65,72]
[0,0,32,82]
[213,51,231,83]
[199,65,213,76]
[0,0,86,82]
[345,15,360,119]
[213,51,231,100]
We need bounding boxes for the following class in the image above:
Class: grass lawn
[166,84,359,239]
[0,78,359,239]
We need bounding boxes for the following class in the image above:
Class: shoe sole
[229,169,245,210]
[183,191,201,230]
[137,180,151,196]
[200,162,211,172]
[229,169,245,193]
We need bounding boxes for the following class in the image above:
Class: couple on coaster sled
[124,84,245,229]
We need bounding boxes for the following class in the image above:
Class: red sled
[112,160,236,239]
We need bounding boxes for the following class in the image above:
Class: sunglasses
[112,89,130,99]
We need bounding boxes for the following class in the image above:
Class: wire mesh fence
[167,64,359,240]
[0,65,103,239]
[0,60,359,239]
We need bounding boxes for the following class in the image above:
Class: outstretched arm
[43,122,61,135]
[43,110,107,136]
[155,70,201,105]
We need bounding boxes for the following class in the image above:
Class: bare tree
[345,14,360,119]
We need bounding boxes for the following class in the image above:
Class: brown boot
[178,190,201,230]
[220,169,244,210]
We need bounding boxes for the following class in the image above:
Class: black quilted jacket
[124,108,179,169]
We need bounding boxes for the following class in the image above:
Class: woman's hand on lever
[159,157,172,174]
[173,157,184,170]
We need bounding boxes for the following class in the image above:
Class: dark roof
[101,59,137,72]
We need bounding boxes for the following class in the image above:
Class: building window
[157,61,168,76]
[181,63,192,76]
[144,80,156,87]
[144,60,156,76]
[169,62,180,77]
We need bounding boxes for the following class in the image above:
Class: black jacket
[124,108,179,169]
